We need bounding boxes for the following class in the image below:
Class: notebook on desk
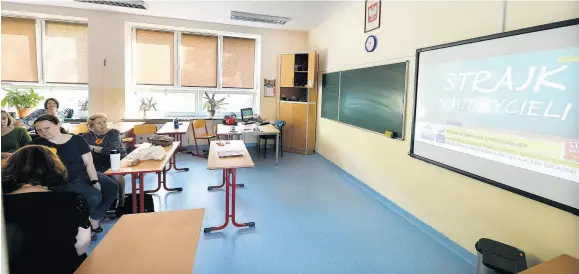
[218,150,244,158]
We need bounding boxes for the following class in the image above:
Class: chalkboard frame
[319,60,409,140]
[409,17,579,216]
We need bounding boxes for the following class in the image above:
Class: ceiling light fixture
[73,0,147,10]
[231,11,291,25]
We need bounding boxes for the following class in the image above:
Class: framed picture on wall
[364,0,381,33]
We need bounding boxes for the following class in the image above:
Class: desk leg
[138,173,145,213]
[162,164,183,192]
[204,168,254,233]
[171,148,189,172]
[145,172,163,193]
[208,169,244,190]
[131,174,138,214]
[276,133,279,165]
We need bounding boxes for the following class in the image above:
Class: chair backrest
[192,119,207,129]
[274,120,286,129]
[69,123,88,135]
[133,124,157,135]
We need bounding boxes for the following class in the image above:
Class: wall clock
[365,35,377,52]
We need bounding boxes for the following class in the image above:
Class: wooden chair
[131,124,157,149]
[68,123,88,135]
[258,120,285,158]
[191,119,216,158]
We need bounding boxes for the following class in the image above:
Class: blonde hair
[1,110,15,126]
[87,113,107,129]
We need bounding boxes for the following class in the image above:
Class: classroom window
[134,29,175,85]
[1,17,38,82]
[222,37,255,89]
[130,26,259,118]
[1,16,89,116]
[44,22,89,84]
[181,34,218,88]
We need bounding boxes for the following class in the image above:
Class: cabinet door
[280,54,295,88]
[306,50,317,88]
[279,102,293,149]
[291,103,308,151]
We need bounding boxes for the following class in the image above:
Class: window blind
[44,21,89,84]
[181,34,217,87]
[222,37,255,89]
[1,17,38,82]
[135,29,174,85]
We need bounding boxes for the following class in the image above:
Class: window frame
[1,11,89,88]
[129,22,261,118]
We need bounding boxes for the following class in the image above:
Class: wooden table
[156,121,190,155]
[111,121,145,134]
[520,254,579,274]
[104,142,184,214]
[204,140,255,233]
[217,123,280,164]
[74,209,205,274]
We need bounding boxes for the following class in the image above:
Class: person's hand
[1,152,12,159]
[93,146,103,153]
[93,182,101,192]
[89,145,95,150]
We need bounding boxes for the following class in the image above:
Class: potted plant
[202,92,227,117]
[138,97,157,119]
[1,88,44,118]
[77,100,89,118]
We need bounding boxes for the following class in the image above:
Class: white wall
[309,0,579,264]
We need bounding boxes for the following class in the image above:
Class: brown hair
[2,145,68,194]
[33,114,68,134]
[1,110,15,126]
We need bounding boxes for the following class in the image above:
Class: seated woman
[1,110,31,159]
[83,113,127,213]
[2,145,91,274]
[17,97,63,129]
[31,114,118,233]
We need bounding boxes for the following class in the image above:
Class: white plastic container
[110,149,121,171]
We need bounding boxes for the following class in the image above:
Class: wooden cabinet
[279,51,317,88]
[279,102,315,153]
[278,50,318,155]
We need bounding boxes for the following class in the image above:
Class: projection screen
[410,18,579,215]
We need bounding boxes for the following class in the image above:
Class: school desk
[204,140,255,232]
[74,209,204,274]
[216,123,280,164]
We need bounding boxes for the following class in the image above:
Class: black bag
[123,193,155,214]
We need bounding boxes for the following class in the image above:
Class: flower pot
[17,108,35,118]
[76,110,88,119]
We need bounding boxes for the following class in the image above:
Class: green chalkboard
[321,72,340,121]
[321,62,408,138]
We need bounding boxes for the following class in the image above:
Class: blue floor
[89,149,475,274]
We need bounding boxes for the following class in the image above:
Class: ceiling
[4,0,352,31]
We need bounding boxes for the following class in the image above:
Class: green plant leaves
[0,88,44,109]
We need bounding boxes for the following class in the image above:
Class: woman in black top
[31,115,119,232]
[83,113,127,210]
[3,145,91,274]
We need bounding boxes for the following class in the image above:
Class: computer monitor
[240,108,254,121]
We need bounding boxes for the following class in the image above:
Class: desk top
[111,122,145,134]
[157,121,190,134]
[520,254,579,274]
[207,140,254,170]
[74,209,205,274]
[216,124,279,136]
[104,141,180,175]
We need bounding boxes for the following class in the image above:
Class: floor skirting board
[315,153,477,267]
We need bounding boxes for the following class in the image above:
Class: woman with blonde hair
[83,113,127,215]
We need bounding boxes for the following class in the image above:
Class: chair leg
[257,138,261,158]
[264,138,267,158]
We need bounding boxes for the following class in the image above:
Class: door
[280,54,295,88]
[279,102,293,149]
[306,50,317,88]
[291,103,308,151]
